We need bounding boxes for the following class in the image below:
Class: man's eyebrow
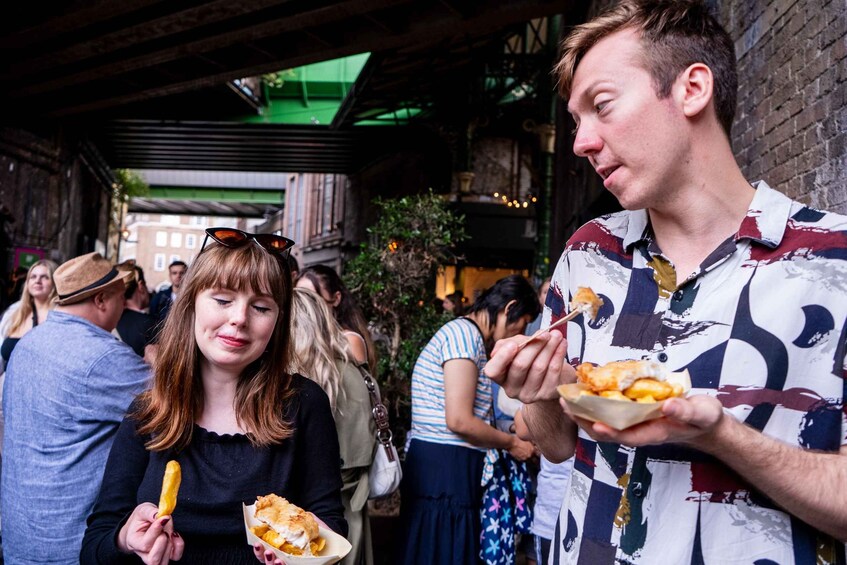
[567,80,615,113]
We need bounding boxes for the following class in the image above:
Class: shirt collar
[622,180,792,251]
[623,208,651,251]
[735,180,793,248]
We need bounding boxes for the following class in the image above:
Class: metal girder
[1,0,569,119]
[93,120,444,174]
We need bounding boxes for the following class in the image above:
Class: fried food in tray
[242,496,352,564]
[575,360,685,403]
[559,360,691,430]
[250,494,325,556]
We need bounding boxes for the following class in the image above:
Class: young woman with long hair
[0,259,58,368]
[289,287,377,565]
[295,265,376,371]
[81,229,345,565]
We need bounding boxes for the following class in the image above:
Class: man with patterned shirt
[485,1,847,563]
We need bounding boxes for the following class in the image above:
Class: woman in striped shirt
[398,275,541,565]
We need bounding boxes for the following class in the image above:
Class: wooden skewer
[516,308,581,351]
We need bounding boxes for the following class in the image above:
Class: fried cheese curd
[570,287,604,320]
[575,360,684,403]
[251,494,326,556]
[156,461,181,517]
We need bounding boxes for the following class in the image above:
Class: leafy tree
[345,191,467,446]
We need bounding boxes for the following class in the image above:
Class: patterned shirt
[410,317,492,449]
[546,182,847,564]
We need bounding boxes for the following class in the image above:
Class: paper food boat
[557,369,692,430]
[243,503,352,565]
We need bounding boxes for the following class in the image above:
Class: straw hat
[54,252,133,306]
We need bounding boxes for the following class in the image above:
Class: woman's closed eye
[252,304,272,314]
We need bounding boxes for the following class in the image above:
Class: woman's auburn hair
[288,287,350,413]
[134,243,295,451]
[8,259,58,336]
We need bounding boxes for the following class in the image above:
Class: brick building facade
[727,0,846,212]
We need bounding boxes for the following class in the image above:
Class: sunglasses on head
[200,227,295,258]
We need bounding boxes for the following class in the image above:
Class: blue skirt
[397,439,486,565]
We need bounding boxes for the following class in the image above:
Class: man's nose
[572,122,603,157]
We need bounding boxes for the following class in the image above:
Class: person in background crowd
[442,290,465,316]
[485,1,847,563]
[149,260,187,324]
[397,275,540,565]
[0,259,58,448]
[6,265,28,305]
[81,229,345,564]
[287,253,300,281]
[289,287,377,565]
[524,277,551,335]
[296,264,376,370]
[2,252,150,565]
[514,408,572,565]
[115,261,157,359]
[0,259,58,370]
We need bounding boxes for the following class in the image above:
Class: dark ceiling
[1,0,575,176]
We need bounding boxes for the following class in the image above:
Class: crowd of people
[1,1,846,564]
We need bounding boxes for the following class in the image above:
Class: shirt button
[658,352,668,363]
[631,482,645,497]
[673,290,684,301]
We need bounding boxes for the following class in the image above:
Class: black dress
[81,375,346,564]
[1,306,38,365]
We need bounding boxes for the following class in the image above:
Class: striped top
[409,317,492,450]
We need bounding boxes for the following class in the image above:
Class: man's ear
[92,291,107,310]
[502,299,518,317]
[675,62,714,119]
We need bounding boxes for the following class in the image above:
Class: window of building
[310,174,344,239]
[154,254,166,271]
[155,231,167,247]
[191,216,206,226]
[170,232,182,248]
[161,215,180,225]
[185,234,197,249]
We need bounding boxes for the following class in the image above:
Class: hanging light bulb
[493,192,499,198]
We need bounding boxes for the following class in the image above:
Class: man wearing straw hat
[1,252,151,565]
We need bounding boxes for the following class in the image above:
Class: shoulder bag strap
[356,364,397,463]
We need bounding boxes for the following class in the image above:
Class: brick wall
[722,0,847,212]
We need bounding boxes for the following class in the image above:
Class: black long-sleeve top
[81,375,346,564]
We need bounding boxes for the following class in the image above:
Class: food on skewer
[569,287,604,320]
[519,286,604,351]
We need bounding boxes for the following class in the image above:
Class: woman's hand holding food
[562,393,726,448]
[118,502,184,564]
[253,543,286,565]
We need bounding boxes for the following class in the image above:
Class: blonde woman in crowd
[289,287,377,565]
[0,259,58,370]
[295,265,376,370]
